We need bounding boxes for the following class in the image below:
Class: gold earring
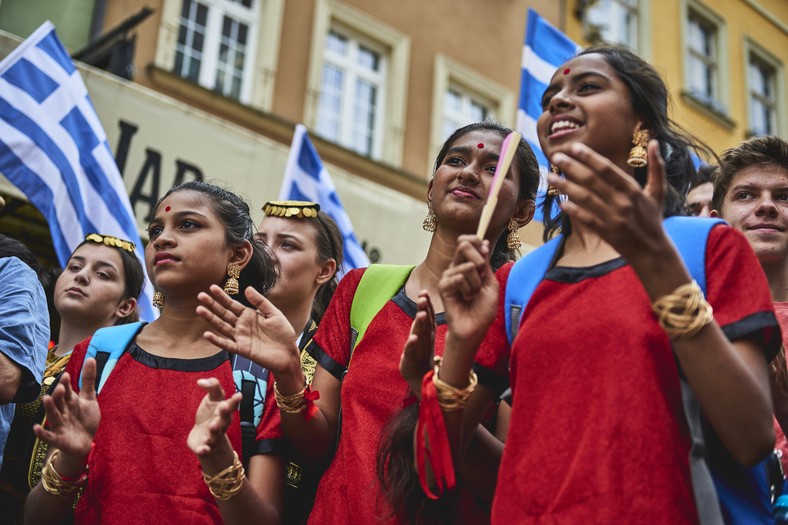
[422,203,437,232]
[547,164,563,196]
[224,263,241,296]
[627,129,649,168]
[506,218,522,250]
[152,291,165,309]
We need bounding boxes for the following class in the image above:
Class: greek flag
[517,9,580,222]
[0,22,155,321]
[279,124,370,274]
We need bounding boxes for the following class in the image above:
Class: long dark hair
[376,121,540,522]
[541,43,716,241]
[433,120,540,268]
[157,181,278,301]
[309,211,343,323]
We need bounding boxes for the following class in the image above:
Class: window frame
[304,0,410,166]
[315,25,388,159]
[744,38,785,138]
[428,54,514,174]
[681,0,731,121]
[156,0,284,110]
[581,0,647,54]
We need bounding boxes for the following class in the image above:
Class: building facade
[0,0,785,265]
[0,0,558,263]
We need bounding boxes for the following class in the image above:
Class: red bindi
[477,143,484,149]
[563,68,571,75]
[165,206,171,212]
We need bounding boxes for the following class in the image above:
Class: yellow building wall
[565,0,788,158]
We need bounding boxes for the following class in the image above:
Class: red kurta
[306,268,450,524]
[477,225,780,524]
[64,330,277,525]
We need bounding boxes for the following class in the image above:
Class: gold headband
[262,200,321,219]
[84,233,136,253]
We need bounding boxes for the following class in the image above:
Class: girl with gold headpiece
[0,233,143,522]
[23,182,284,525]
[255,200,342,523]
[195,121,541,524]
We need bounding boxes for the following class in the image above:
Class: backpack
[504,216,777,525]
[78,321,269,468]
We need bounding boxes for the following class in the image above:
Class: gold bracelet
[652,280,714,340]
[202,450,245,501]
[40,450,89,497]
[433,358,478,412]
[273,381,307,414]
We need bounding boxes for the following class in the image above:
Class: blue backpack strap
[663,216,724,293]
[505,235,563,346]
[664,216,729,525]
[79,322,144,392]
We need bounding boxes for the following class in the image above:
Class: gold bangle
[202,450,245,501]
[652,280,714,340]
[40,450,89,497]
[433,358,478,412]
[273,381,307,414]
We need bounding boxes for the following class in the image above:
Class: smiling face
[428,129,524,239]
[537,53,642,170]
[54,243,132,325]
[256,216,332,311]
[145,190,236,296]
[718,164,788,264]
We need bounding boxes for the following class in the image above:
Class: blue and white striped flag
[517,9,580,222]
[0,22,155,321]
[279,124,370,275]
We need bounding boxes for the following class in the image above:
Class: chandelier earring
[152,291,165,309]
[422,202,437,232]
[627,129,649,168]
[547,163,563,196]
[224,263,241,296]
[506,218,522,250]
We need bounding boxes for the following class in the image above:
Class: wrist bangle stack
[433,359,478,411]
[652,280,714,340]
[274,381,309,414]
[202,450,245,501]
[274,381,320,420]
[40,450,89,497]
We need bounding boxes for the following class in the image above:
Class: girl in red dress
[195,121,541,524]
[24,182,284,525]
[430,44,779,524]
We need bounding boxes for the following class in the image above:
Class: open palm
[197,284,300,374]
[33,359,100,460]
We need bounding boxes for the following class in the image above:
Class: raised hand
[188,378,242,457]
[548,140,668,262]
[439,236,498,346]
[400,291,437,396]
[33,359,100,461]
[196,285,300,374]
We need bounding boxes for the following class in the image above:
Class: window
[172,0,260,102]
[428,55,514,173]
[683,4,729,117]
[305,0,410,165]
[748,53,778,136]
[315,29,386,157]
[582,0,639,51]
[442,87,492,142]
[156,0,283,111]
